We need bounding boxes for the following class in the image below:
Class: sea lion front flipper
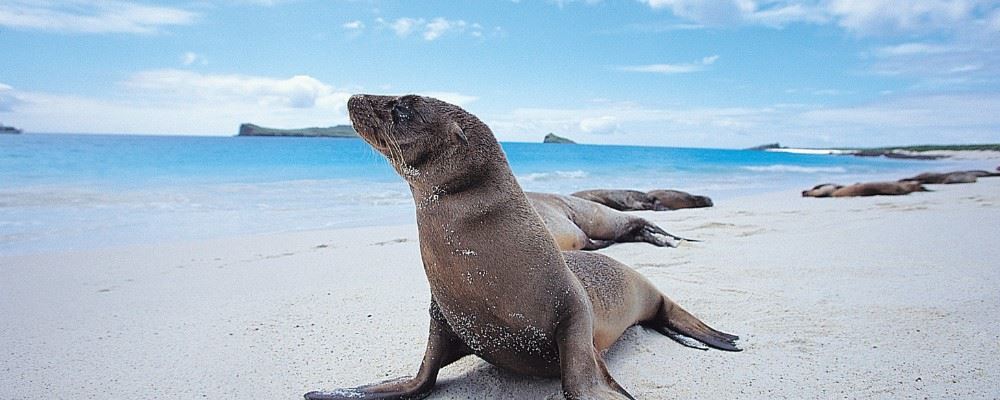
[305,302,471,400]
[557,305,634,400]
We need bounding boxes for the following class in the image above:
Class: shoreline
[3,179,999,398]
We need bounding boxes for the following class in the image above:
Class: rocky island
[543,133,576,144]
[0,123,22,134]
[237,123,358,138]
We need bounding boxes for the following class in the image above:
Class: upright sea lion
[526,191,695,251]
[900,170,1000,184]
[802,181,928,197]
[647,189,714,210]
[570,189,653,211]
[306,94,740,400]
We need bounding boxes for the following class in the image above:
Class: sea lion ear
[449,121,468,144]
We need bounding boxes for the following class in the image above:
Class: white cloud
[0,83,21,112]
[642,0,750,25]
[0,0,197,34]
[485,93,1000,148]
[876,43,953,57]
[827,0,979,35]
[639,0,992,35]
[181,52,205,66]
[342,20,364,30]
[579,116,618,134]
[424,18,468,40]
[619,55,719,74]
[422,92,479,107]
[0,72,355,135]
[2,74,483,136]
[376,17,486,41]
[124,69,347,109]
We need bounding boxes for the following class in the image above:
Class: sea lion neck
[407,163,522,212]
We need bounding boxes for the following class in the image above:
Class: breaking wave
[742,165,847,174]
[517,170,589,182]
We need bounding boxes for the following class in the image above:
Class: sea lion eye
[392,103,413,123]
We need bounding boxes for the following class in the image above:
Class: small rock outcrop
[543,133,576,144]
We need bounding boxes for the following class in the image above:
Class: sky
[1,0,999,148]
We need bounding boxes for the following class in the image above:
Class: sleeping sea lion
[646,189,714,210]
[526,191,695,250]
[900,170,1000,184]
[803,181,928,197]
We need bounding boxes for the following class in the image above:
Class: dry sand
[3,179,999,399]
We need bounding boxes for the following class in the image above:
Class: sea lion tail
[652,297,741,352]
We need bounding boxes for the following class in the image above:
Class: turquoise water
[0,134,973,254]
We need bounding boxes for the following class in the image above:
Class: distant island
[237,123,358,138]
[543,133,576,144]
[748,142,1000,160]
[746,142,783,150]
[0,123,22,134]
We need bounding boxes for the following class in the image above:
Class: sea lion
[802,181,928,197]
[307,94,740,400]
[526,191,695,251]
[570,189,654,211]
[647,189,714,210]
[899,170,1000,184]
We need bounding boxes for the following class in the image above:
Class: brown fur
[570,189,653,211]
[527,192,693,250]
[304,95,740,400]
[831,181,928,197]
[646,189,714,210]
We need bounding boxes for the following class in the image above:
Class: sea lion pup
[647,189,714,210]
[801,183,843,197]
[899,170,1000,184]
[307,94,740,400]
[570,189,654,211]
[526,191,696,250]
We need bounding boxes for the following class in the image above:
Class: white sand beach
[2,179,999,399]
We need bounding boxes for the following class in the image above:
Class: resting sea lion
[900,170,1000,184]
[526,191,695,250]
[803,181,928,197]
[647,189,714,210]
[570,189,653,211]
[307,94,740,400]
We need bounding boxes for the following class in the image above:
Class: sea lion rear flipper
[642,224,701,244]
[655,297,741,352]
[651,325,709,351]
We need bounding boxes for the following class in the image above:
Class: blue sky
[1,0,998,148]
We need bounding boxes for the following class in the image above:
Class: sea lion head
[348,94,500,190]
[801,183,842,197]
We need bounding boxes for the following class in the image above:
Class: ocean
[0,133,976,255]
